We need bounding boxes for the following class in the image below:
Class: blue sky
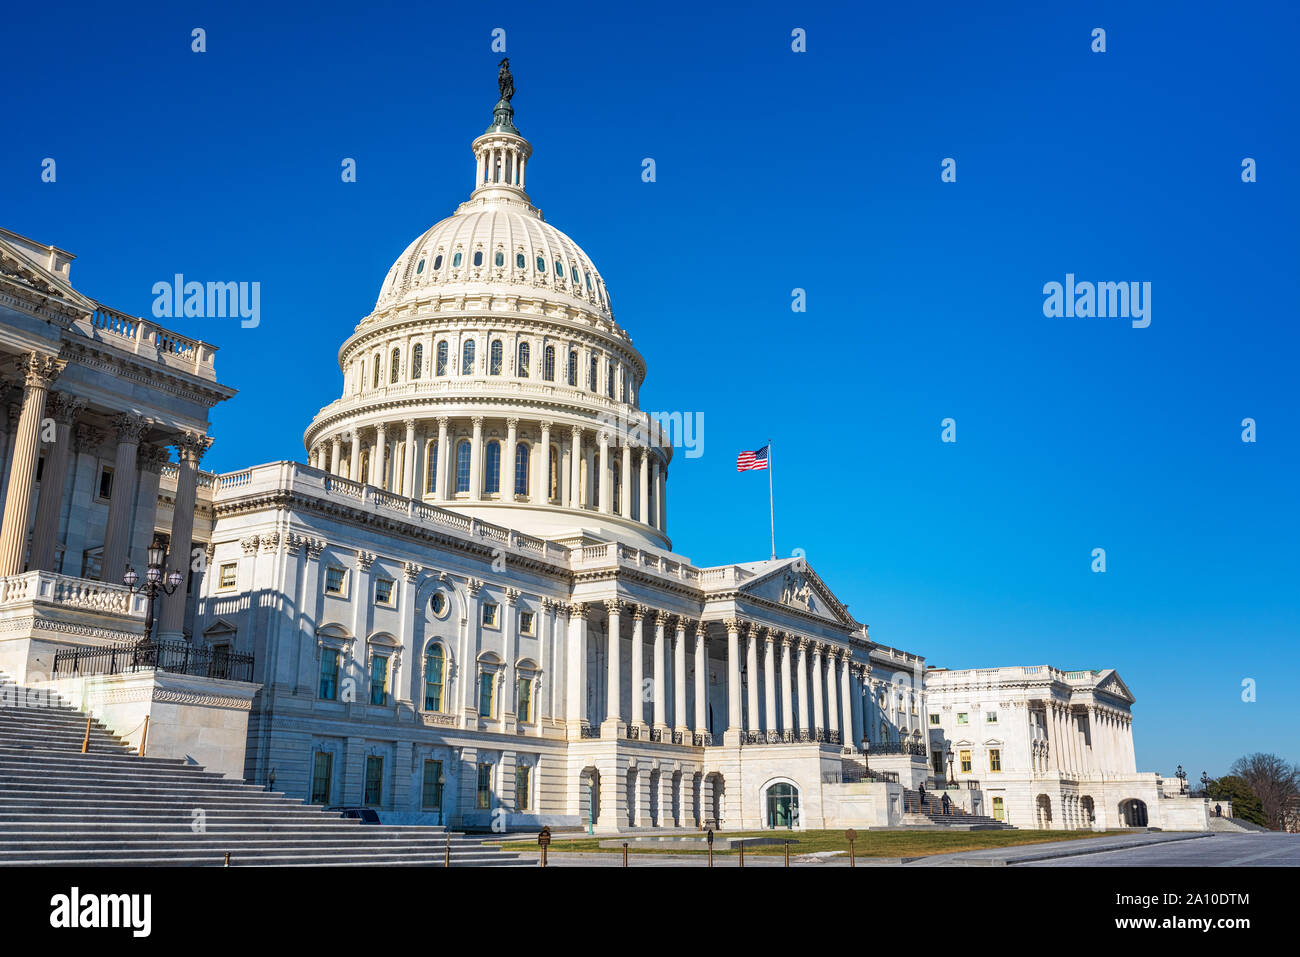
[4,1,1296,777]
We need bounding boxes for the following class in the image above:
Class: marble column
[503,418,518,500]
[128,444,167,572]
[330,435,342,477]
[434,418,449,499]
[603,600,622,729]
[402,419,417,497]
[693,622,707,735]
[597,431,610,513]
[348,432,360,482]
[648,458,659,529]
[27,392,84,571]
[796,638,810,737]
[630,606,645,728]
[565,603,587,731]
[725,618,742,738]
[583,443,596,511]
[826,652,841,741]
[652,612,668,732]
[374,422,388,490]
[673,618,688,737]
[620,442,632,519]
[810,644,825,736]
[744,624,760,734]
[534,421,551,505]
[657,462,667,532]
[0,354,63,577]
[569,427,582,509]
[158,431,211,641]
[100,412,148,581]
[469,416,484,500]
[762,629,777,737]
[638,449,649,524]
[839,653,854,749]
[778,635,794,735]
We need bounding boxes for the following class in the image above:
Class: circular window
[431,591,449,618]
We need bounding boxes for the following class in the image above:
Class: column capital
[655,609,673,627]
[466,577,484,596]
[403,417,417,431]
[471,416,484,429]
[436,416,450,428]
[504,587,520,605]
[723,617,744,634]
[45,391,85,425]
[631,603,647,621]
[604,598,623,615]
[404,561,423,583]
[13,352,64,388]
[113,412,149,443]
[138,443,170,473]
[355,550,376,571]
[675,617,692,634]
[174,430,212,465]
[567,601,587,618]
[539,419,554,432]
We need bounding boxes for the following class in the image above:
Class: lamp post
[1200,771,1209,797]
[437,771,447,827]
[861,737,870,776]
[122,538,185,654]
[946,747,956,787]
[1175,765,1187,795]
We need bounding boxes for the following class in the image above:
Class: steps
[903,789,1015,830]
[0,672,529,866]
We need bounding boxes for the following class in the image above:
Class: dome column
[533,421,551,505]
[638,448,649,525]
[348,433,360,482]
[597,431,610,514]
[658,462,667,533]
[504,418,518,500]
[402,419,417,497]
[648,457,660,530]
[620,443,632,519]
[330,435,342,477]
[374,422,388,491]
[469,417,484,501]
[434,417,448,500]
[568,427,582,509]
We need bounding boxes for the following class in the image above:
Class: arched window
[548,444,559,502]
[461,339,475,375]
[424,645,445,712]
[516,253,526,269]
[433,254,443,270]
[585,271,592,291]
[455,440,471,493]
[452,251,462,267]
[494,250,504,267]
[517,342,530,378]
[484,441,501,494]
[390,348,401,383]
[543,345,555,381]
[612,461,621,512]
[472,250,484,267]
[515,443,529,497]
[416,258,425,274]
[606,359,615,398]
[373,354,381,388]
[425,440,438,494]
[554,260,564,277]
[411,343,423,379]
[589,355,598,391]
[567,350,578,386]
[435,341,448,376]
[536,255,545,273]
[489,340,503,375]
[571,266,579,283]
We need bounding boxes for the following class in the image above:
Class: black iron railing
[51,640,254,683]
[870,740,928,756]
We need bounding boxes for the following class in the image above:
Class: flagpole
[767,439,776,561]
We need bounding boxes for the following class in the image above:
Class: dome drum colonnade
[303,80,670,547]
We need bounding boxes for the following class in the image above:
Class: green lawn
[504,829,1125,858]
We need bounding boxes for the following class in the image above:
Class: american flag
[736,445,769,472]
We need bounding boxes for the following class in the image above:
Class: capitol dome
[304,67,672,550]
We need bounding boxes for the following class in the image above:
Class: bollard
[706,828,714,867]
[622,842,628,867]
[846,828,857,868]
[784,841,790,867]
[738,840,744,868]
[224,852,230,867]
[139,715,149,756]
[81,715,91,754]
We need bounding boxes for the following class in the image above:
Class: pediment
[732,558,857,628]
[0,234,95,318]
[1095,669,1135,703]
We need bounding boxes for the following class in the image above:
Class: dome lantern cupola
[471,57,532,203]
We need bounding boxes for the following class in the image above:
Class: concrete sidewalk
[904,831,1211,866]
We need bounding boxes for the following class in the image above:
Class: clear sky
[4,1,1296,778]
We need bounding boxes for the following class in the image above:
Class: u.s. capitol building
[0,71,1213,835]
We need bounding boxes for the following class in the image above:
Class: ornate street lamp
[1175,765,1187,795]
[123,538,185,653]
[861,737,870,775]
[437,771,447,827]
[1200,771,1210,796]
[946,747,956,787]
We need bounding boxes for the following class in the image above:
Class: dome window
[517,341,530,378]
[473,251,484,267]
[585,272,592,290]
[436,341,448,376]
[536,256,545,273]
[554,260,563,277]
[461,340,475,375]
[452,252,463,268]
[571,266,579,283]
[516,253,526,269]
[494,251,505,267]
[433,255,443,270]
[489,340,503,375]
[416,259,425,275]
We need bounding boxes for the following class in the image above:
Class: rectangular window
[370,655,389,706]
[956,712,969,725]
[519,610,535,635]
[324,566,346,595]
[422,759,444,809]
[364,756,383,807]
[929,713,940,726]
[478,672,494,717]
[97,465,114,501]
[482,602,498,627]
[989,749,1002,772]
[992,796,1005,821]
[985,711,998,724]
[517,677,533,723]
[374,577,395,606]
[211,644,231,681]
[318,649,339,700]
[310,751,333,805]
[476,763,492,809]
[960,750,972,774]
[932,750,945,774]
[218,562,237,590]
[515,765,531,811]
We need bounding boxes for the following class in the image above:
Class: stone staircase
[0,673,528,866]
[1208,815,1272,833]
[902,789,1015,830]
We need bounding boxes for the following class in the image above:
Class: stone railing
[0,570,145,617]
[81,305,219,382]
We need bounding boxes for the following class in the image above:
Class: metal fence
[52,640,254,683]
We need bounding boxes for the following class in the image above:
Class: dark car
[326,806,381,824]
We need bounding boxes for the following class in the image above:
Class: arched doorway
[671,770,682,827]
[1119,798,1148,827]
[625,768,638,827]
[649,769,661,827]
[1080,796,1096,828]
[703,772,724,828]
[1035,794,1053,829]
[765,782,800,829]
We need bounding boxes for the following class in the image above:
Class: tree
[1230,753,1300,830]
[1205,775,1267,827]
